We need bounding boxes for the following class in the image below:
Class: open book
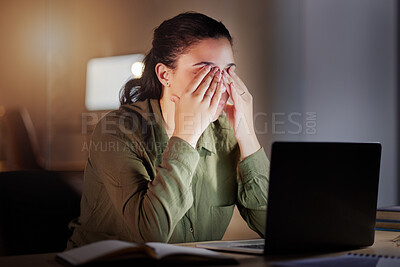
[56,240,238,266]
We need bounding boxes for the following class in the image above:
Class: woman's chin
[212,105,225,122]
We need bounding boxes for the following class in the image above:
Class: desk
[1,230,399,267]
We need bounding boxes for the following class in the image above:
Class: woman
[67,12,269,248]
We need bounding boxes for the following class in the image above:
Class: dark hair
[119,12,233,105]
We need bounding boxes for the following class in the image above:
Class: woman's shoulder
[91,100,154,142]
[119,100,153,118]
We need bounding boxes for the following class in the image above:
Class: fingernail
[205,65,211,71]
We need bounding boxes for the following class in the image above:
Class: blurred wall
[268,0,398,206]
[0,0,48,166]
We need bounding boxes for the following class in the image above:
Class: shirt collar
[150,99,217,154]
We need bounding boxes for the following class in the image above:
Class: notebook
[197,142,382,255]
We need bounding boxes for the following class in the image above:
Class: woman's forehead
[178,38,235,68]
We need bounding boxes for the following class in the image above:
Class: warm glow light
[131,61,144,78]
[85,54,145,111]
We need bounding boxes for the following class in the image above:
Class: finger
[227,80,240,105]
[203,69,221,101]
[227,66,249,94]
[223,71,245,100]
[186,65,212,93]
[223,71,235,89]
[222,73,236,101]
[194,67,218,97]
[222,76,233,104]
[209,79,223,111]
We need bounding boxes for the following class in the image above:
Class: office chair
[0,107,44,170]
[0,170,83,256]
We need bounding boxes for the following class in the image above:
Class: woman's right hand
[171,66,223,148]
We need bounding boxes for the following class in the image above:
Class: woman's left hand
[223,66,261,159]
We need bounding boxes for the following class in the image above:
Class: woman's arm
[222,67,261,159]
[222,67,269,236]
[236,148,269,237]
[91,129,200,243]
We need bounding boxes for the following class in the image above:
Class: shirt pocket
[210,203,235,240]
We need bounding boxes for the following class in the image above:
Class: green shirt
[67,99,269,248]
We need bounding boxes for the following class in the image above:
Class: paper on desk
[146,242,233,260]
[391,235,400,246]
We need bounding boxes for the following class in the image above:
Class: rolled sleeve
[236,147,269,237]
[238,147,270,184]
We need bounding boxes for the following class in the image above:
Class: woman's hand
[223,66,261,159]
[171,66,224,148]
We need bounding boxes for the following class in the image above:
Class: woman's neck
[159,93,175,139]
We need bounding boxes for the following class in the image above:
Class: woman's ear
[155,63,172,87]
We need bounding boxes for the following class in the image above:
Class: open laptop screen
[265,142,381,254]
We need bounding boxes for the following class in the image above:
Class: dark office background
[0,0,398,206]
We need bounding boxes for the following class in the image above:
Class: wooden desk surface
[1,230,399,267]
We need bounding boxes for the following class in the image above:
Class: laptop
[196,142,382,255]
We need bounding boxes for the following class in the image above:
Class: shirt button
[189,227,194,233]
